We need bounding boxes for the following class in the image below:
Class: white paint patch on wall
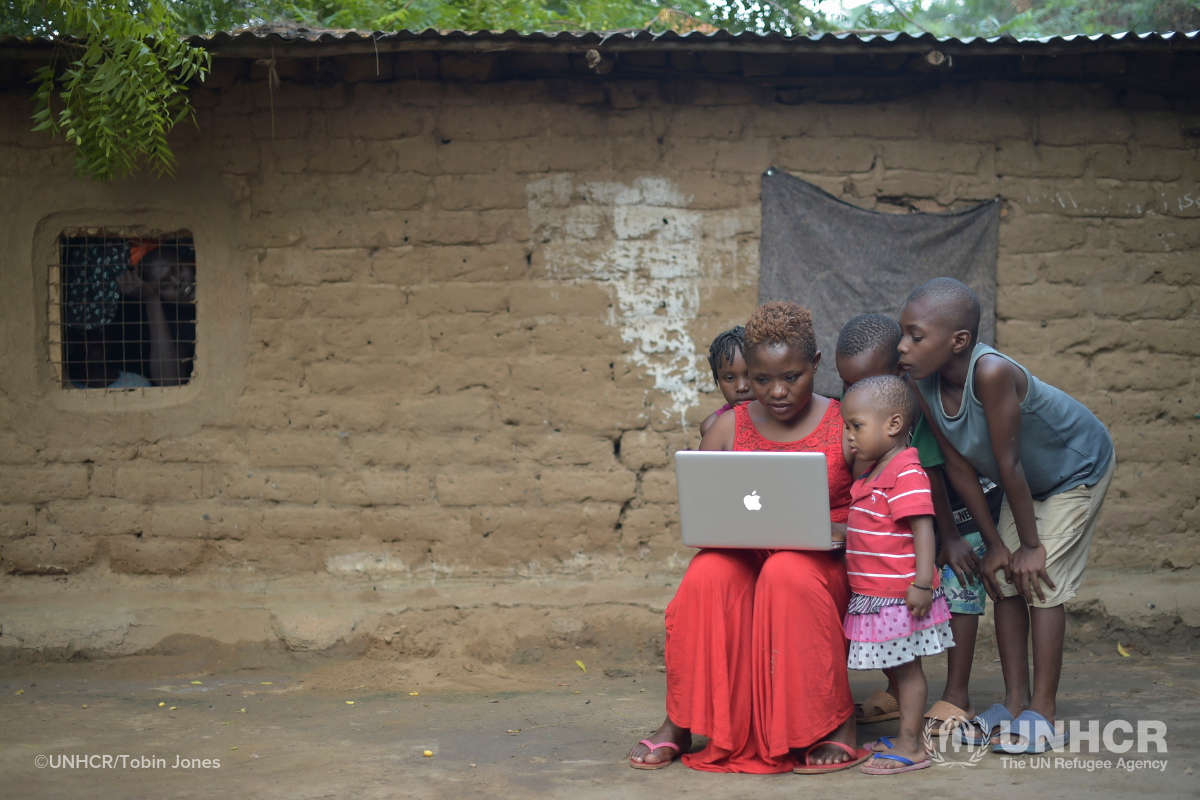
[528,175,738,424]
[1019,185,1200,221]
[325,552,410,580]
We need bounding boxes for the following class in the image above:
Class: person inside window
[61,237,153,390]
[60,236,196,389]
[115,240,196,386]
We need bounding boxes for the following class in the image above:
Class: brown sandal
[924,700,970,736]
[857,689,900,724]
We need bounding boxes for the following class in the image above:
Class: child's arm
[835,424,870,545]
[928,466,980,587]
[906,515,936,618]
[907,379,1011,600]
[974,355,1055,604]
[699,411,719,439]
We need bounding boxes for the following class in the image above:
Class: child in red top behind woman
[698,326,754,438]
[841,374,955,775]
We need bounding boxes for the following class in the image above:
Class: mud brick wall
[0,48,1197,585]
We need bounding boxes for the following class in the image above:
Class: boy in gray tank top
[897,278,1114,756]
[836,313,1000,731]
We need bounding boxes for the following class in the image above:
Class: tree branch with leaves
[19,0,210,182]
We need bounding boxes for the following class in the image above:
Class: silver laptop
[675,451,833,550]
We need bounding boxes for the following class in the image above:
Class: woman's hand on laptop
[830,522,846,543]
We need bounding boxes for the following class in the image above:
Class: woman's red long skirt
[664,547,853,773]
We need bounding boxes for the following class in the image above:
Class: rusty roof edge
[1,28,1198,59]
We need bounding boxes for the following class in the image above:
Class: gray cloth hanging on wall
[758,169,1000,397]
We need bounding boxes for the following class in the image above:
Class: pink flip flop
[630,739,681,770]
[859,753,933,775]
[792,740,873,774]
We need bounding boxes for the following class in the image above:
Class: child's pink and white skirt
[844,590,955,670]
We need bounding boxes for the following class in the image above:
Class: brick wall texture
[1,49,1197,582]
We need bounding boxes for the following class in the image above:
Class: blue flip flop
[957,703,1013,747]
[860,753,932,775]
[991,710,1069,754]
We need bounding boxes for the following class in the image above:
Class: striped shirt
[845,447,938,599]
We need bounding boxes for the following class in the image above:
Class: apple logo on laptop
[743,491,762,511]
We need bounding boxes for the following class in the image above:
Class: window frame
[49,226,198,393]
[19,207,246,424]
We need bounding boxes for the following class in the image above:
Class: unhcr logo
[923,717,988,767]
[920,716,1169,769]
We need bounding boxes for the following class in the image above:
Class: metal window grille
[50,229,198,391]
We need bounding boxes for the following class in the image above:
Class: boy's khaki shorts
[995,458,1115,609]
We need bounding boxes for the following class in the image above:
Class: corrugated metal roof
[190,28,1200,57]
[1,27,1198,59]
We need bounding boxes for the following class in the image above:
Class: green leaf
[18,0,210,181]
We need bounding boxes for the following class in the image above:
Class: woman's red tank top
[733,398,853,523]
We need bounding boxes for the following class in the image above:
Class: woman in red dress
[629,301,870,774]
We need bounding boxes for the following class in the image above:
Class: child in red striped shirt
[840,374,955,775]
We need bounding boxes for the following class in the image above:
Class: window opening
[50,230,197,390]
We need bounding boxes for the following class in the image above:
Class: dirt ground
[2,641,1197,800]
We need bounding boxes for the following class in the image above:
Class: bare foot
[805,714,857,766]
[987,700,1030,746]
[992,704,1060,748]
[629,718,691,766]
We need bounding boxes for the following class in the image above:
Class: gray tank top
[915,344,1113,501]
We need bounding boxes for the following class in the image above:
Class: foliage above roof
[3,0,1199,42]
[2,1,1196,183]
[8,1,209,182]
